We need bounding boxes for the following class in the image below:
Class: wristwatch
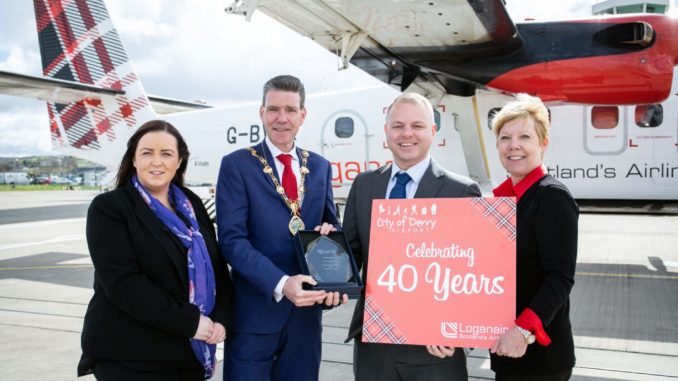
[516,326,536,345]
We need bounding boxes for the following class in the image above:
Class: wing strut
[225,0,260,21]
[338,31,368,70]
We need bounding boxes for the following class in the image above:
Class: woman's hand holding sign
[490,327,528,358]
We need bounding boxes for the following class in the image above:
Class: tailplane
[34,0,156,166]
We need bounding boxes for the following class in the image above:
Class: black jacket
[78,183,232,373]
[491,175,578,374]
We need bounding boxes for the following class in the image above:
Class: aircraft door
[320,110,370,196]
[584,105,627,155]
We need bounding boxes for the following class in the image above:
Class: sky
[0,0,618,157]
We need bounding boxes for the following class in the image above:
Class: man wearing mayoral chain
[217,75,346,381]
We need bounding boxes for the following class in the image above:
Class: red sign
[363,197,516,348]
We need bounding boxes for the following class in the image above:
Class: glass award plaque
[293,230,363,298]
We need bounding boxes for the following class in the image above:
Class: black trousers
[495,369,572,381]
[354,341,468,381]
[92,360,204,381]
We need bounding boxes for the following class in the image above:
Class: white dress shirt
[385,156,431,199]
[265,137,300,302]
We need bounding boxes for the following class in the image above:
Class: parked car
[35,176,51,185]
[50,176,80,185]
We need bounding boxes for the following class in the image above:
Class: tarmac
[1,190,677,380]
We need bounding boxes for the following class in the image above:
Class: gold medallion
[289,215,305,235]
[249,145,310,235]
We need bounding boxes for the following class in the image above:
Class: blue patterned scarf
[132,175,217,379]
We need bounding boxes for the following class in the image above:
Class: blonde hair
[491,93,550,144]
[385,92,435,125]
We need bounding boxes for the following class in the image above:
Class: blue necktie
[389,172,412,199]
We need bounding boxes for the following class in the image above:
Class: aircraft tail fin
[33,0,156,166]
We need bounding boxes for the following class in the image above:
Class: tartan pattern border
[35,0,150,151]
[362,296,407,344]
[470,197,517,242]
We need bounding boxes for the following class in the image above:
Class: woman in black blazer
[489,94,578,381]
[77,120,233,380]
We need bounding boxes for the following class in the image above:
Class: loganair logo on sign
[441,322,510,340]
[375,201,438,233]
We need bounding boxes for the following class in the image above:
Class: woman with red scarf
[489,94,578,381]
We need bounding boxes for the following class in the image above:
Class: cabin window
[591,106,619,129]
[434,110,441,132]
[487,108,501,131]
[635,104,663,128]
[335,117,354,138]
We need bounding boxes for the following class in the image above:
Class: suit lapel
[371,164,392,200]
[258,142,283,184]
[413,160,444,199]
[125,184,188,290]
[256,143,290,211]
[297,146,311,213]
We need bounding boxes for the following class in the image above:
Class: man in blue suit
[217,75,346,381]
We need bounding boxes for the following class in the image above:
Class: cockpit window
[487,108,501,130]
[335,117,354,138]
[635,104,662,128]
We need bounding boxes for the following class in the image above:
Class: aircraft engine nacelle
[421,14,678,105]
[486,16,678,105]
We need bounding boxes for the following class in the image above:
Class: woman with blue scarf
[77,120,233,380]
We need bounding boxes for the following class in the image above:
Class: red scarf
[492,164,547,202]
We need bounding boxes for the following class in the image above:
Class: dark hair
[116,120,190,188]
[262,75,305,108]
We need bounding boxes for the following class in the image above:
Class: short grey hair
[385,92,435,125]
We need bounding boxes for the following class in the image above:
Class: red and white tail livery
[34,0,155,166]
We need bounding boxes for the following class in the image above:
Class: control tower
[592,0,670,15]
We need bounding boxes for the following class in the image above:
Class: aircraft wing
[0,70,122,103]
[0,70,211,114]
[227,0,520,96]
[145,95,212,114]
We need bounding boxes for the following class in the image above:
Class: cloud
[505,0,591,22]
[0,98,52,156]
[0,45,41,74]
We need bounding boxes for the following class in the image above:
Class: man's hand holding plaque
[292,225,363,300]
